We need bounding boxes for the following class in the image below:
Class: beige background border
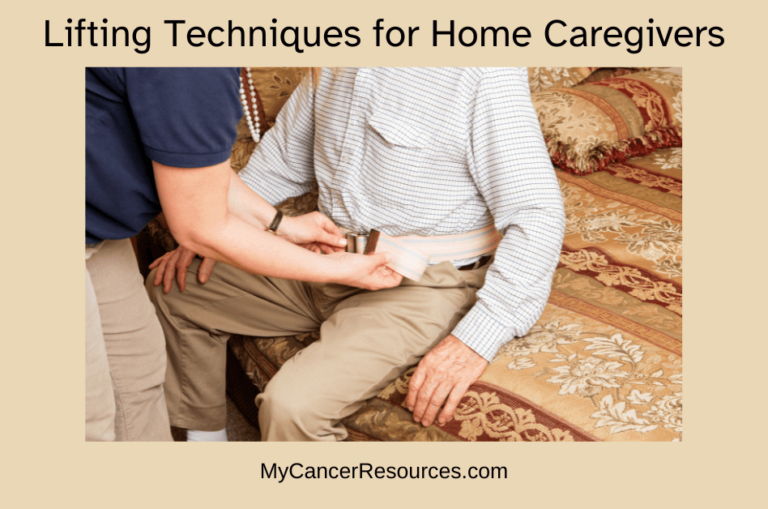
[2,0,765,506]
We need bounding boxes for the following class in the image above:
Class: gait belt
[345,224,501,281]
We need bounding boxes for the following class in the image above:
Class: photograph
[86,66,683,443]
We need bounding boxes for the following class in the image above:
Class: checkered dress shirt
[240,67,565,361]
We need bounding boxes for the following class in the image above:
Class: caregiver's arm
[226,169,345,252]
[151,170,347,292]
[153,159,400,290]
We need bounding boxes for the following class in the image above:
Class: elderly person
[148,67,565,441]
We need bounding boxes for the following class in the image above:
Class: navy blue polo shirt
[86,67,242,244]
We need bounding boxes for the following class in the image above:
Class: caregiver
[85,67,397,441]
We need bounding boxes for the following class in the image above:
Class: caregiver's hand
[330,251,404,291]
[279,212,348,254]
[149,240,402,293]
[149,245,217,293]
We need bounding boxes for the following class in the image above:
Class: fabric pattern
[237,67,566,362]
[527,67,598,92]
[231,147,683,442]
[579,67,654,85]
[533,70,682,175]
[526,67,652,93]
[244,67,308,128]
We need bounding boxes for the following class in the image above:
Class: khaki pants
[85,239,172,441]
[147,258,487,441]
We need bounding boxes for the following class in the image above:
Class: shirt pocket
[361,111,434,202]
[366,110,431,150]
[357,110,476,228]
[356,111,468,231]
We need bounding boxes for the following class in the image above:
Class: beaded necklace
[238,68,261,142]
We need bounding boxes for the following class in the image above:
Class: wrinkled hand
[328,251,404,291]
[406,335,488,427]
[280,212,347,254]
[148,245,217,293]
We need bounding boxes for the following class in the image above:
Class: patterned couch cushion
[579,67,654,84]
[527,67,599,92]
[533,70,682,176]
[526,67,651,93]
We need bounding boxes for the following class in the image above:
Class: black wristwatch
[267,209,283,235]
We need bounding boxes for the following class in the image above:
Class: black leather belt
[459,255,491,271]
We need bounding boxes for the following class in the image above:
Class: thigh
[268,277,476,422]
[88,240,167,394]
[88,240,174,440]
[149,257,323,338]
[85,256,116,442]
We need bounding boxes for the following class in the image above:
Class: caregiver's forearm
[154,159,343,282]
[181,212,343,282]
[226,170,278,229]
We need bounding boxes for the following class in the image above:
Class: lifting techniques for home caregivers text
[44,18,724,54]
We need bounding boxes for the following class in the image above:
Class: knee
[145,268,163,306]
[258,377,325,435]
[145,267,183,328]
[143,268,184,358]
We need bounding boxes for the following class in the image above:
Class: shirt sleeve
[124,68,241,168]
[238,73,317,205]
[450,68,566,362]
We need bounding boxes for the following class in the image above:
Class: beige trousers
[85,239,172,441]
[147,258,488,441]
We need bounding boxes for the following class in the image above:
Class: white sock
[186,428,228,442]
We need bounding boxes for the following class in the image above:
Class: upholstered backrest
[231,67,307,173]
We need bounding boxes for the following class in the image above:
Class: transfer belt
[345,224,501,281]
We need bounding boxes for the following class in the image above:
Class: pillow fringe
[548,126,682,176]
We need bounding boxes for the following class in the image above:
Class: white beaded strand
[239,68,261,142]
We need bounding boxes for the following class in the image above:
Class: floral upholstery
[579,67,653,84]
[526,67,651,92]
[526,67,599,92]
[231,68,307,172]
[532,70,682,175]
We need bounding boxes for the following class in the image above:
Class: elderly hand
[149,245,217,293]
[406,335,488,427]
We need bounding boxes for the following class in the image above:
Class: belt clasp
[345,230,381,254]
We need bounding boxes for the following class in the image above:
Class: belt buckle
[345,229,381,254]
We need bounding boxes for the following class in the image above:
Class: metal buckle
[345,232,369,254]
[345,229,381,254]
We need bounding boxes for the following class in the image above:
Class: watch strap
[267,209,283,234]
